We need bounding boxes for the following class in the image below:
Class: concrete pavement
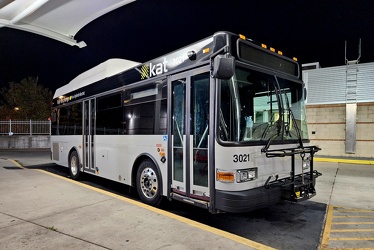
[0,150,373,249]
[310,161,374,249]
[0,152,265,250]
[311,161,374,210]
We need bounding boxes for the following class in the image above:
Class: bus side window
[59,107,67,135]
[96,94,123,135]
[51,109,59,135]
[123,80,167,135]
[70,103,82,135]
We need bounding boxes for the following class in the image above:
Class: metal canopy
[0,0,136,48]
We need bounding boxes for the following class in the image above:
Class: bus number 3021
[233,154,251,163]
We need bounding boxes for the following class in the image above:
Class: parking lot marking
[332,222,374,225]
[331,229,374,232]
[329,237,374,241]
[334,210,374,213]
[320,206,374,249]
[333,216,374,218]
[314,157,374,165]
[321,205,333,249]
[18,164,276,250]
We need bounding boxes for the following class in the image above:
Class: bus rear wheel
[69,151,81,180]
[136,160,162,206]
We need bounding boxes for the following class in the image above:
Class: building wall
[306,103,374,158]
[303,62,374,104]
[303,62,374,159]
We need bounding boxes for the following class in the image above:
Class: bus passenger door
[170,70,210,201]
[83,99,95,173]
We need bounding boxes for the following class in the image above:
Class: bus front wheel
[136,160,162,206]
[69,151,81,180]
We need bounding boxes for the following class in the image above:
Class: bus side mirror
[212,54,235,80]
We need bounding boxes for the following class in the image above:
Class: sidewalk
[0,153,267,250]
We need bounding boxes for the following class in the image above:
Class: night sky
[1,0,373,93]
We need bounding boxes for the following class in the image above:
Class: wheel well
[131,154,160,188]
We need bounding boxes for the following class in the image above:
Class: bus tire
[136,159,162,206]
[69,151,81,180]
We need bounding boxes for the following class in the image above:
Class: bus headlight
[217,168,257,183]
[302,157,311,170]
[236,168,257,183]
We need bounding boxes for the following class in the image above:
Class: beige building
[303,62,374,158]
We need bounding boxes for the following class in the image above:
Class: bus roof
[53,58,139,98]
[52,31,301,106]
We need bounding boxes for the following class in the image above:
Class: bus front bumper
[215,186,282,213]
[215,171,321,213]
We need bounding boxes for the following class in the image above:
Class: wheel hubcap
[71,156,78,175]
[140,167,158,199]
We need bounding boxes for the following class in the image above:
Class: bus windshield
[219,67,309,143]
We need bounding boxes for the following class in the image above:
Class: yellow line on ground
[332,222,374,225]
[331,229,374,232]
[321,205,334,250]
[35,168,275,250]
[327,248,374,250]
[329,237,374,241]
[314,158,374,165]
[333,215,374,218]
[9,159,26,169]
[334,209,374,213]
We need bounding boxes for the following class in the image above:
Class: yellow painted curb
[8,159,26,169]
[320,205,333,250]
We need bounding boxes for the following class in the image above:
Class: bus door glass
[83,99,95,173]
[171,71,210,199]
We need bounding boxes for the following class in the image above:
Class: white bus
[51,31,321,213]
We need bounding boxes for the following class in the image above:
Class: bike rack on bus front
[261,145,322,202]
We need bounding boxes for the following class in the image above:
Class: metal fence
[0,120,51,135]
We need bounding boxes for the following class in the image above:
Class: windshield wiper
[280,86,304,148]
[288,106,304,148]
[261,77,286,152]
[262,78,304,153]
[260,111,281,141]
[260,79,283,141]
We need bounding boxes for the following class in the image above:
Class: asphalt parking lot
[0,150,373,249]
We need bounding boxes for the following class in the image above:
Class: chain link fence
[0,120,51,135]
